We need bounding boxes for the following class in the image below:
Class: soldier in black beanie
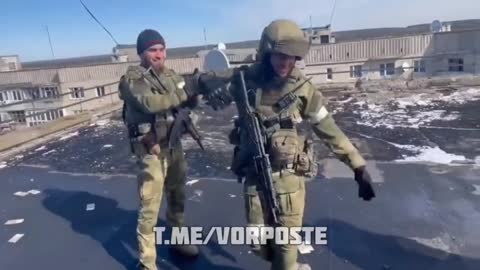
[137,29,165,55]
[137,29,167,73]
[119,28,201,270]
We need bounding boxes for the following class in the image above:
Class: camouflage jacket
[118,65,189,126]
[200,63,366,170]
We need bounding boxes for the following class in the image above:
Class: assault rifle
[234,70,280,226]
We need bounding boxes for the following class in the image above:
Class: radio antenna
[80,0,119,45]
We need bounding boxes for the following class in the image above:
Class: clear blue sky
[2,0,478,62]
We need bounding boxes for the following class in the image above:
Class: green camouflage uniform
[196,19,372,270]
[118,65,197,270]
[241,64,365,270]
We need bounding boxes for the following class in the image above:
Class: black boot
[169,244,199,258]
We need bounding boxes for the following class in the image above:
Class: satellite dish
[204,49,230,72]
[431,20,442,33]
[217,42,226,50]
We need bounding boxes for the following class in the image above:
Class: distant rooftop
[16,18,480,70]
[21,54,115,70]
[331,19,480,42]
[115,39,260,58]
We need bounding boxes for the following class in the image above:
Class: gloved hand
[188,71,233,110]
[183,94,202,109]
[353,166,376,201]
[203,83,233,110]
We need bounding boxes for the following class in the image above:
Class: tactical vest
[122,66,189,146]
[229,70,318,179]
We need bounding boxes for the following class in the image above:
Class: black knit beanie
[136,29,165,55]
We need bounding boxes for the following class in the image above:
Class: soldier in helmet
[118,29,202,270]
[193,19,376,270]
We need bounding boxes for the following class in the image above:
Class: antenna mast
[80,0,119,46]
[329,0,338,27]
[203,27,208,50]
[45,25,55,58]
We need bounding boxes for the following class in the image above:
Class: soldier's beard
[151,61,165,73]
[153,65,165,74]
[142,59,165,74]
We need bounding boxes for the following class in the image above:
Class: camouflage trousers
[244,169,306,270]
[133,142,187,270]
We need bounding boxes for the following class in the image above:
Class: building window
[350,65,363,78]
[380,63,395,76]
[8,111,26,123]
[320,35,329,44]
[8,62,16,71]
[326,68,333,80]
[448,58,464,72]
[27,109,64,126]
[414,60,426,73]
[346,52,350,58]
[0,92,3,102]
[41,87,60,98]
[96,86,106,97]
[12,90,23,101]
[329,54,332,59]
[70,87,85,99]
[30,89,41,99]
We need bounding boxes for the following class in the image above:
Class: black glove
[183,94,201,109]
[203,84,234,110]
[353,166,376,201]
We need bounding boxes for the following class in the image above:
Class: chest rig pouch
[147,69,190,147]
[229,79,318,180]
[265,110,318,179]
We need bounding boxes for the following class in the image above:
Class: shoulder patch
[169,71,185,88]
[176,81,185,89]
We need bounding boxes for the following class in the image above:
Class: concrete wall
[304,34,432,64]
[59,79,120,116]
[0,69,59,84]
[0,56,21,72]
[433,29,480,54]
[117,48,139,62]
[305,58,424,84]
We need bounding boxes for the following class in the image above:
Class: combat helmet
[257,19,311,61]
